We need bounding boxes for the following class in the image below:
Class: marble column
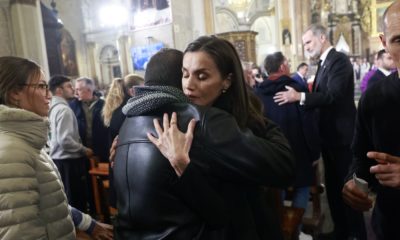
[10,0,49,78]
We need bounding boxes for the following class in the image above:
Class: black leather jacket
[114,103,294,240]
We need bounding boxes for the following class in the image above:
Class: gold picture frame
[371,0,393,36]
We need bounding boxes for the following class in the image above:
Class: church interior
[0,0,391,94]
[0,0,396,240]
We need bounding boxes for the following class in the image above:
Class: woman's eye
[198,73,207,80]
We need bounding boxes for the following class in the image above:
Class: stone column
[117,35,130,77]
[10,0,49,78]
[352,19,362,56]
[0,0,14,56]
[86,41,97,79]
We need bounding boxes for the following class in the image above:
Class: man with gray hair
[274,24,366,239]
[70,77,109,163]
[69,77,109,215]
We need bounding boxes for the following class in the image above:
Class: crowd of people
[0,1,399,240]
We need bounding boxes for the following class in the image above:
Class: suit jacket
[366,69,386,90]
[305,48,356,146]
[291,72,308,91]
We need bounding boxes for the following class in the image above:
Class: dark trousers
[322,145,367,240]
[54,157,92,213]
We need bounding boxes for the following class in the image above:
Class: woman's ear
[223,73,233,90]
[8,89,22,106]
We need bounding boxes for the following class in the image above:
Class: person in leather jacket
[114,38,295,240]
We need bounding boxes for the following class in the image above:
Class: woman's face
[14,72,51,117]
[182,51,231,107]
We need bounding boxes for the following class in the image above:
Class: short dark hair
[297,62,308,71]
[49,75,71,94]
[264,52,285,74]
[376,49,387,60]
[144,48,183,89]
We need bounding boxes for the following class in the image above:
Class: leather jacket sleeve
[195,109,295,187]
[192,108,295,188]
[172,162,228,229]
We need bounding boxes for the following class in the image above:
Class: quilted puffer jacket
[0,105,75,240]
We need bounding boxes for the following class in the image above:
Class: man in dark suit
[342,1,400,239]
[274,24,366,240]
[291,62,309,91]
[367,49,394,89]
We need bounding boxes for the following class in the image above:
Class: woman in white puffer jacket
[0,56,112,240]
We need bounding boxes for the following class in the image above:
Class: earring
[222,89,227,93]
[15,100,20,107]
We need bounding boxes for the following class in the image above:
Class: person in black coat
[102,75,143,208]
[255,52,320,237]
[342,2,400,239]
[367,49,395,90]
[114,40,295,240]
[69,77,110,163]
[273,24,367,240]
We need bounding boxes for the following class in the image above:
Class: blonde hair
[102,78,125,127]
[102,74,143,126]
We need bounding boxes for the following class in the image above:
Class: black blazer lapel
[314,49,335,90]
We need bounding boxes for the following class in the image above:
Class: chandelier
[227,0,252,12]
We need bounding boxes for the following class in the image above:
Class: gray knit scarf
[122,86,189,116]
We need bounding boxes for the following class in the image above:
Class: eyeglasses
[21,83,49,91]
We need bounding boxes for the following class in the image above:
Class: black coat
[305,48,356,146]
[348,72,400,239]
[366,69,386,90]
[114,102,295,240]
[255,75,320,187]
[69,98,110,162]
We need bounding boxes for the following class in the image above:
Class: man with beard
[273,24,367,239]
[48,75,93,213]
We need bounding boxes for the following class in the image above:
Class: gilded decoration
[334,16,352,49]
[360,0,372,34]
[371,0,394,36]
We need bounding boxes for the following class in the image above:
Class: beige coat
[0,105,75,240]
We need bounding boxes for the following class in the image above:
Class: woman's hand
[147,112,196,177]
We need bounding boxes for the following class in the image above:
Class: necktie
[313,60,323,91]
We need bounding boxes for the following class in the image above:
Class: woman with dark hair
[114,40,294,240]
[0,56,113,240]
[148,36,291,239]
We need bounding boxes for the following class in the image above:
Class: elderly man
[342,1,400,239]
[69,77,109,163]
[273,24,366,239]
